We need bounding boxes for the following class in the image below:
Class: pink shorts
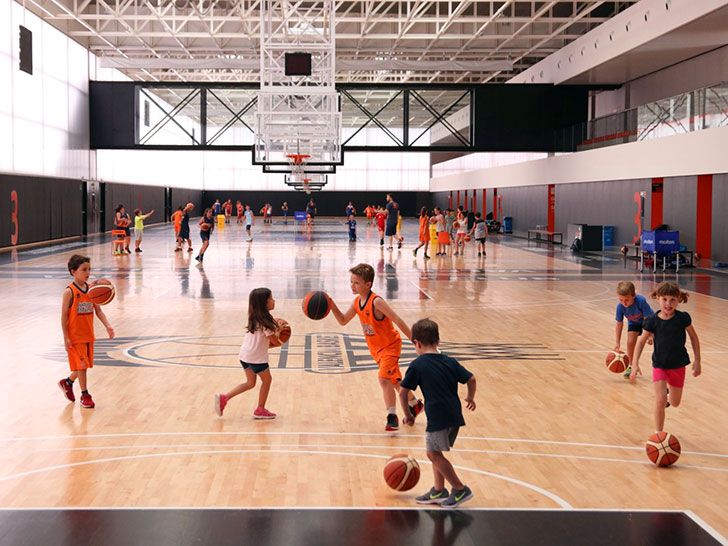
[652,366,686,388]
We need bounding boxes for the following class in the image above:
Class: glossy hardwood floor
[1,217,727,539]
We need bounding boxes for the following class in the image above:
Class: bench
[527,229,563,244]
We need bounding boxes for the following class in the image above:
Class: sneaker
[387,246,394,251]
[380,239,384,246]
[195,255,202,262]
[80,393,95,408]
[253,407,276,419]
[398,241,402,249]
[409,399,424,420]
[58,379,75,402]
[441,486,473,508]
[623,365,632,380]
[174,248,182,252]
[424,254,431,260]
[135,248,142,252]
[416,487,450,505]
[477,252,481,257]
[413,249,418,257]
[187,248,194,252]
[215,393,229,416]
[385,413,399,431]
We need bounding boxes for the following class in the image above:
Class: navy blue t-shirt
[348,219,357,232]
[400,352,473,432]
[643,310,692,369]
[385,201,398,228]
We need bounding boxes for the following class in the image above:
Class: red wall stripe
[696,174,712,259]
[547,184,555,232]
[651,178,663,229]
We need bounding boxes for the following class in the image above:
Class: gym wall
[200,191,429,219]
[0,173,83,247]
[713,174,728,263]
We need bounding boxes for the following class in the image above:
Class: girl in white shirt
[215,288,281,419]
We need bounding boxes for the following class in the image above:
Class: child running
[327,263,423,431]
[399,318,476,508]
[195,208,214,263]
[614,281,654,379]
[632,281,701,433]
[58,254,115,408]
[215,288,279,419]
[413,207,431,259]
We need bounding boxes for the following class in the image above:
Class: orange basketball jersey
[67,283,95,343]
[355,291,401,357]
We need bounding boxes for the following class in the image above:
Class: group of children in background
[413,206,488,259]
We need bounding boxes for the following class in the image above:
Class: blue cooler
[503,216,513,233]
[602,225,615,247]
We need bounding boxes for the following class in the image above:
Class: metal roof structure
[21,0,638,83]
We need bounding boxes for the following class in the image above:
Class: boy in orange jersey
[328,263,423,431]
[171,205,183,251]
[58,255,115,408]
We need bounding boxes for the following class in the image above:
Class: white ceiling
[19,0,639,83]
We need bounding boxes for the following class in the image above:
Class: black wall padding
[199,190,430,218]
[0,174,83,247]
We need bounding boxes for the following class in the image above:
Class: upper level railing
[556,81,728,152]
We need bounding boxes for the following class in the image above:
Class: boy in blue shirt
[399,318,477,508]
[615,281,654,379]
[348,214,357,241]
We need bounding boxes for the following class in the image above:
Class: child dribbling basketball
[58,255,115,408]
[399,318,476,508]
[614,281,654,379]
[327,263,423,431]
[215,288,280,419]
[632,281,701,433]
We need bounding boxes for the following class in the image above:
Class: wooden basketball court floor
[1,217,727,545]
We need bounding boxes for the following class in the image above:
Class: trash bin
[602,225,615,248]
[217,214,225,228]
[503,217,513,233]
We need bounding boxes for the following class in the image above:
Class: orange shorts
[376,352,402,384]
[67,342,94,372]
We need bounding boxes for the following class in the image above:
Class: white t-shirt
[238,327,274,363]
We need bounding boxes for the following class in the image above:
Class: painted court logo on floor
[47,334,561,371]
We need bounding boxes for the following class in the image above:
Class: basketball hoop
[302,178,311,195]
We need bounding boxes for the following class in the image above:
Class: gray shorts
[134,230,143,241]
[425,427,460,452]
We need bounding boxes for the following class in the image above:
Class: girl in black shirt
[633,281,701,433]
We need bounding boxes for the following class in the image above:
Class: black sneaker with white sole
[415,487,450,505]
[385,413,399,431]
[441,486,473,508]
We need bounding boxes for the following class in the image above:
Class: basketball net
[286,154,311,193]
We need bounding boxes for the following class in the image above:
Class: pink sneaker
[253,407,276,419]
[58,379,75,402]
[215,393,229,416]
[80,393,95,408]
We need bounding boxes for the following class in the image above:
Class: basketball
[453,221,460,229]
[605,351,629,373]
[302,291,330,320]
[645,432,681,467]
[201,222,211,231]
[187,202,194,210]
[383,454,420,491]
[464,235,471,242]
[269,318,292,348]
[119,218,130,227]
[88,279,115,305]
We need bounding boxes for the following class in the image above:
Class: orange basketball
[464,235,471,242]
[645,431,681,467]
[119,218,130,228]
[269,318,292,348]
[201,222,211,231]
[605,351,629,373]
[302,291,330,320]
[383,454,420,491]
[453,221,460,229]
[88,279,115,305]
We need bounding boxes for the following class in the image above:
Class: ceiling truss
[20,0,639,83]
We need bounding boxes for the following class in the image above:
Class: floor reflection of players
[426,510,474,546]
[174,250,191,295]
[197,264,213,299]
[245,243,254,275]
[384,248,400,300]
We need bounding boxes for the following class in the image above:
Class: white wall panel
[0,0,95,179]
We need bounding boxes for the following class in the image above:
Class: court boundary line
[685,510,728,545]
[3,430,725,459]
[0,448,573,509]
[31,441,728,473]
